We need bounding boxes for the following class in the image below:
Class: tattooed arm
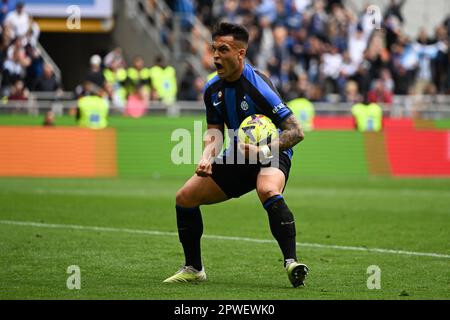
[270,114,305,152]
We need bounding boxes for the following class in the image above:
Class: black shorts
[211,152,292,199]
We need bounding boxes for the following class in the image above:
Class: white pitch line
[1,220,449,259]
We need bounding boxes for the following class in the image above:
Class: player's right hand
[195,158,212,177]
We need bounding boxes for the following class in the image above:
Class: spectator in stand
[267,25,290,91]
[103,57,127,109]
[365,30,390,80]
[169,0,450,101]
[74,80,94,100]
[24,43,43,89]
[221,0,240,24]
[33,63,62,93]
[23,16,40,48]
[126,55,151,97]
[103,47,126,69]
[321,44,342,94]
[0,0,9,26]
[124,83,149,118]
[368,79,393,105]
[8,78,28,100]
[85,54,106,88]
[174,0,195,31]
[178,64,203,101]
[348,23,369,67]
[195,0,213,27]
[4,2,29,39]
[412,27,448,94]
[337,50,357,100]
[2,42,29,91]
[384,0,406,25]
[304,35,323,85]
[344,80,360,104]
[432,23,450,93]
[309,0,328,39]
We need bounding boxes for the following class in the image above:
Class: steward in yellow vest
[149,56,177,105]
[287,97,315,132]
[77,84,109,130]
[127,56,152,96]
[104,61,128,106]
[351,99,383,132]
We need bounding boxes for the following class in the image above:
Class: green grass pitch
[1,177,449,299]
[0,115,449,299]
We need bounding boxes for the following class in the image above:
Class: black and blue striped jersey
[203,63,294,159]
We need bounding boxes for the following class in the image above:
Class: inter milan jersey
[203,63,294,159]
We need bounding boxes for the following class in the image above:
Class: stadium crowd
[0,1,61,102]
[152,0,450,105]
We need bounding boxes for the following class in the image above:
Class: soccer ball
[238,114,278,145]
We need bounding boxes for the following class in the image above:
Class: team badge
[218,91,222,98]
[241,101,249,111]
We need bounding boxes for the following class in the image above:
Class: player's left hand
[196,158,213,177]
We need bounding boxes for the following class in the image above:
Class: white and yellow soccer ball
[238,114,279,145]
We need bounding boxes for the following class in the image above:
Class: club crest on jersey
[218,91,223,98]
[241,100,249,111]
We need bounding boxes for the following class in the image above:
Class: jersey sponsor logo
[213,100,222,107]
[272,103,285,114]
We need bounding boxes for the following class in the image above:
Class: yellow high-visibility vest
[104,68,128,103]
[78,95,109,130]
[351,102,383,132]
[287,98,315,132]
[127,67,152,94]
[149,65,177,104]
[104,68,127,84]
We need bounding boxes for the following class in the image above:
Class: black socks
[176,196,297,271]
[263,195,298,265]
[176,205,203,271]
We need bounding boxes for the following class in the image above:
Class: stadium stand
[0,0,449,120]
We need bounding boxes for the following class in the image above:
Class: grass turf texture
[0,177,449,299]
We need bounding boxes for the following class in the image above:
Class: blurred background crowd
[1,0,449,111]
[172,0,450,105]
[0,1,62,102]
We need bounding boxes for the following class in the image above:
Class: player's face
[212,36,246,81]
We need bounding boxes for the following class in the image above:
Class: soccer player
[163,22,308,287]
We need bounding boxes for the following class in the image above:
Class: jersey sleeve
[204,86,223,125]
[243,70,293,127]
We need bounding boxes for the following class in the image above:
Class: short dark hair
[212,22,249,44]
